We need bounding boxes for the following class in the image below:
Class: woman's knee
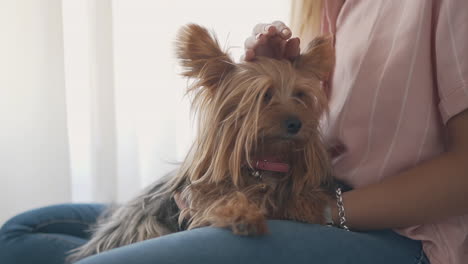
[75,220,423,264]
[0,203,105,240]
[76,221,346,264]
[0,204,106,264]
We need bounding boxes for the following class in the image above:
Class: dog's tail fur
[66,171,186,263]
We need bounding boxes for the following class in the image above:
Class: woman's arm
[332,109,468,230]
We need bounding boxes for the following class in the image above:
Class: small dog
[68,24,335,262]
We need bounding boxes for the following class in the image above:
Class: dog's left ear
[176,24,235,91]
[293,36,334,81]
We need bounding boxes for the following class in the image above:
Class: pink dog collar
[252,159,290,173]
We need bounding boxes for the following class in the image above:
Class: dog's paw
[209,192,268,236]
[230,216,268,236]
[224,202,268,236]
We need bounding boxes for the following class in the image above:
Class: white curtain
[0,0,290,224]
[0,0,71,224]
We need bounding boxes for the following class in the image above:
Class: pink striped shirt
[320,1,468,263]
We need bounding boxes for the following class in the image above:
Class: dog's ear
[176,24,235,90]
[293,36,334,81]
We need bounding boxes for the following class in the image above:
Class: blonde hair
[290,0,323,49]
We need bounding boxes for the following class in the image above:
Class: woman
[1,1,467,263]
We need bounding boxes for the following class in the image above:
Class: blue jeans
[0,204,430,264]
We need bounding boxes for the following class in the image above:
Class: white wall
[0,0,71,224]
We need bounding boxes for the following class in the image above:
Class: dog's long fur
[67,24,335,263]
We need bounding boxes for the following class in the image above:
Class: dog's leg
[283,190,332,224]
[203,191,268,236]
[66,178,181,263]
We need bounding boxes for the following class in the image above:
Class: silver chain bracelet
[335,187,350,231]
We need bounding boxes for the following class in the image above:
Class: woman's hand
[244,21,301,61]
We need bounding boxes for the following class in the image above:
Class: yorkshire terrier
[68,23,335,262]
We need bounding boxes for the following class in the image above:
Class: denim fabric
[0,204,104,264]
[0,204,430,264]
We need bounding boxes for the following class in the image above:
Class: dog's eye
[293,91,305,99]
[263,90,273,103]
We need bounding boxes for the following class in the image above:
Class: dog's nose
[284,117,302,135]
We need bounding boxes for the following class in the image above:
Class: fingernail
[281,28,291,36]
[264,25,273,32]
[256,33,263,40]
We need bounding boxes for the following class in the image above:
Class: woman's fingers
[253,22,291,39]
[268,35,287,59]
[245,21,297,61]
[244,34,267,61]
[252,23,277,36]
[244,49,255,61]
[271,21,292,39]
[284,37,301,60]
[244,34,267,50]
